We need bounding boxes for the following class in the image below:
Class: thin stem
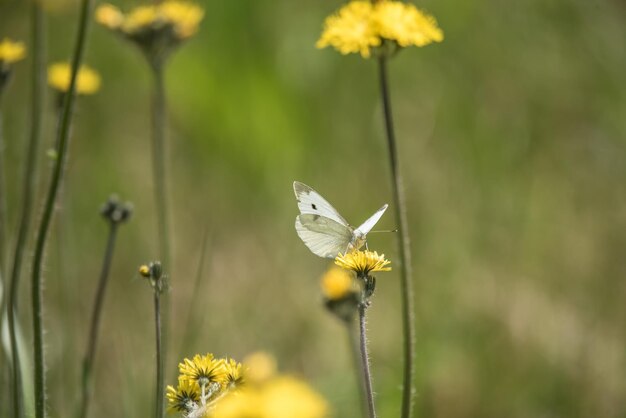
[150,61,170,392]
[346,320,368,418]
[358,304,377,418]
[8,5,46,418]
[377,56,416,418]
[153,288,164,418]
[150,63,170,271]
[30,0,94,414]
[0,108,7,276]
[78,223,119,418]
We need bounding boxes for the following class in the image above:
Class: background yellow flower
[47,62,101,94]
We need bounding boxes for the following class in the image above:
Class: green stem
[8,5,46,418]
[30,0,94,415]
[153,287,164,418]
[78,223,119,418]
[377,56,416,418]
[0,108,7,277]
[150,61,170,387]
[358,304,377,418]
[346,320,369,418]
[150,63,170,271]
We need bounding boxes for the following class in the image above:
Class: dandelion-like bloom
[317,0,443,58]
[0,38,26,65]
[47,62,101,95]
[95,1,204,63]
[374,1,443,47]
[320,266,355,300]
[179,353,227,387]
[316,1,380,58]
[223,358,245,390]
[166,377,201,413]
[243,351,277,384]
[335,250,391,277]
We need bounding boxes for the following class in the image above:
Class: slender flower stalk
[7,6,45,418]
[0,109,6,275]
[346,321,369,418]
[30,0,94,415]
[78,197,132,418]
[358,302,377,418]
[140,262,167,418]
[151,60,171,323]
[377,55,415,418]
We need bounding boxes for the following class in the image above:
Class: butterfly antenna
[369,229,398,233]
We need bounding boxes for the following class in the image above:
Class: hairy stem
[347,320,369,418]
[154,288,164,418]
[150,61,170,393]
[30,0,94,414]
[377,56,416,418]
[78,223,119,418]
[8,5,46,418]
[358,304,377,418]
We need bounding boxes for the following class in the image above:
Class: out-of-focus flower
[0,38,26,65]
[335,250,391,277]
[321,266,355,301]
[223,358,245,390]
[95,1,204,65]
[243,351,277,384]
[317,0,443,58]
[47,62,101,95]
[212,376,329,418]
[0,38,26,92]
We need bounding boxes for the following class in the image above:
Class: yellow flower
[316,1,380,58]
[261,377,328,418]
[95,3,124,30]
[317,0,443,58]
[243,351,276,384]
[335,250,391,276]
[213,377,328,418]
[0,38,26,64]
[224,358,245,389]
[47,62,101,95]
[159,0,204,39]
[96,1,204,40]
[166,377,200,413]
[320,266,355,300]
[178,353,227,387]
[122,5,159,34]
[373,1,443,47]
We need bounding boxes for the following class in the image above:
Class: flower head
[335,250,391,277]
[223,358,245,390]
[179,353,227,388]
[320,266,355,301]
[47,62,101,95]
[166,377,201,413]
[95,1,204,65]
[0,38,26,65]
[317,0,443,58]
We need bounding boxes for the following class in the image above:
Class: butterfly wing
[354,204,388,236]
[295,214,353,258]
[293,181,349,227]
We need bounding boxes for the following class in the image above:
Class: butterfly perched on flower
[293,181,388,258]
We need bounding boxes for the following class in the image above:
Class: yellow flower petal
[0,38,26,64]
[47,62,101,95]
[335,250,391,276]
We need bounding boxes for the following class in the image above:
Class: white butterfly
[293,181,388,258]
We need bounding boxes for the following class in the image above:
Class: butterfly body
[293,181,387,258]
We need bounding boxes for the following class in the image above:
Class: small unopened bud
[101,195,133,224]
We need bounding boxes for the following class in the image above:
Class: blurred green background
[1,0,626,417]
